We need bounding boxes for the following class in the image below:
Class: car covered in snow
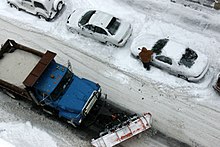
[213,73,220,93]
[130,34,209,82]
[66,9,132,47]
[7,0,65,21]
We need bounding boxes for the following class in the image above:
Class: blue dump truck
[0,39,102,126]
[0,39,152,146]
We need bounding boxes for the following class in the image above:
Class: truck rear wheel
[4,90,20,100]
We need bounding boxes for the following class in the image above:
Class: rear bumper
[187,62,209,82]
[117,26,133,47]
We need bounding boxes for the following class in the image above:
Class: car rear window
[34,2,46,10]
[106,17,120,35]
[179,48,198,68]
[79,10,96,26]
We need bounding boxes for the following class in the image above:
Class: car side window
[85,24,95,32]
[156,55,172,65]
[34,2,46,10]
[24,0,32,2]
[94,26,108,35]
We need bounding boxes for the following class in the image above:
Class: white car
[130,34,209,82]
[66,9,132,47]
[7,0,65,21]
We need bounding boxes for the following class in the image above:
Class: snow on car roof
[89,11,113,28]
[161,40,186,62]
[131,33,186,62]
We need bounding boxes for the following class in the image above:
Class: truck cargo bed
[0,49,40,87]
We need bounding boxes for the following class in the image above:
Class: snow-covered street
[0,0,220,146]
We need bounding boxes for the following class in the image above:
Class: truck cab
[7,0,64,21]
[23,51,101,126]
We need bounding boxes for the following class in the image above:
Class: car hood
[66,9,88,28]
[130,34,162,57]
[58,75,98,114]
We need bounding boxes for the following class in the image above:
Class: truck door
[21,0,35,13]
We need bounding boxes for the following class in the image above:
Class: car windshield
[106,17,120,35]
[79,10,96,26]
[51,69,73,100]
[179,48,198,68]
[152,38,169,54]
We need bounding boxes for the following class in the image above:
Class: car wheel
[37,13,48,21]
[57,2,63,12]
[10,3,20,11]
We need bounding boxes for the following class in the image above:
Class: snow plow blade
[91,113,152,147]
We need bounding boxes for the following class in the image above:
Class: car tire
[37,13,48,21]
[178,74,188,81]
[57,2,63,12]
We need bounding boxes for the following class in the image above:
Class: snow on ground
[0,138,15,147]
[0,0,220,146]
[0,122,57,147]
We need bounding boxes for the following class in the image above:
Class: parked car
[66,9,132,47]
[7,0,65,21]
[130,34,209,82]
[213,73,220,93]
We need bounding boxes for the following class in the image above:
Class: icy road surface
[0,0,220,146]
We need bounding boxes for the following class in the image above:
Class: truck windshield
[51,70,73,100]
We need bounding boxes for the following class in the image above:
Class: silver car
[66,9,132,47]
[7,0,64,21]
[130,34,209,82]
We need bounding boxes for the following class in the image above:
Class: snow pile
[0,122,57,147]
[0,138,15,147]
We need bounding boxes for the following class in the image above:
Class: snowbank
[0,122,57,147]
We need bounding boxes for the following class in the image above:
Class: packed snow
[0,121,57,147]
[0,0,220,146]
[0,50,40,86]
